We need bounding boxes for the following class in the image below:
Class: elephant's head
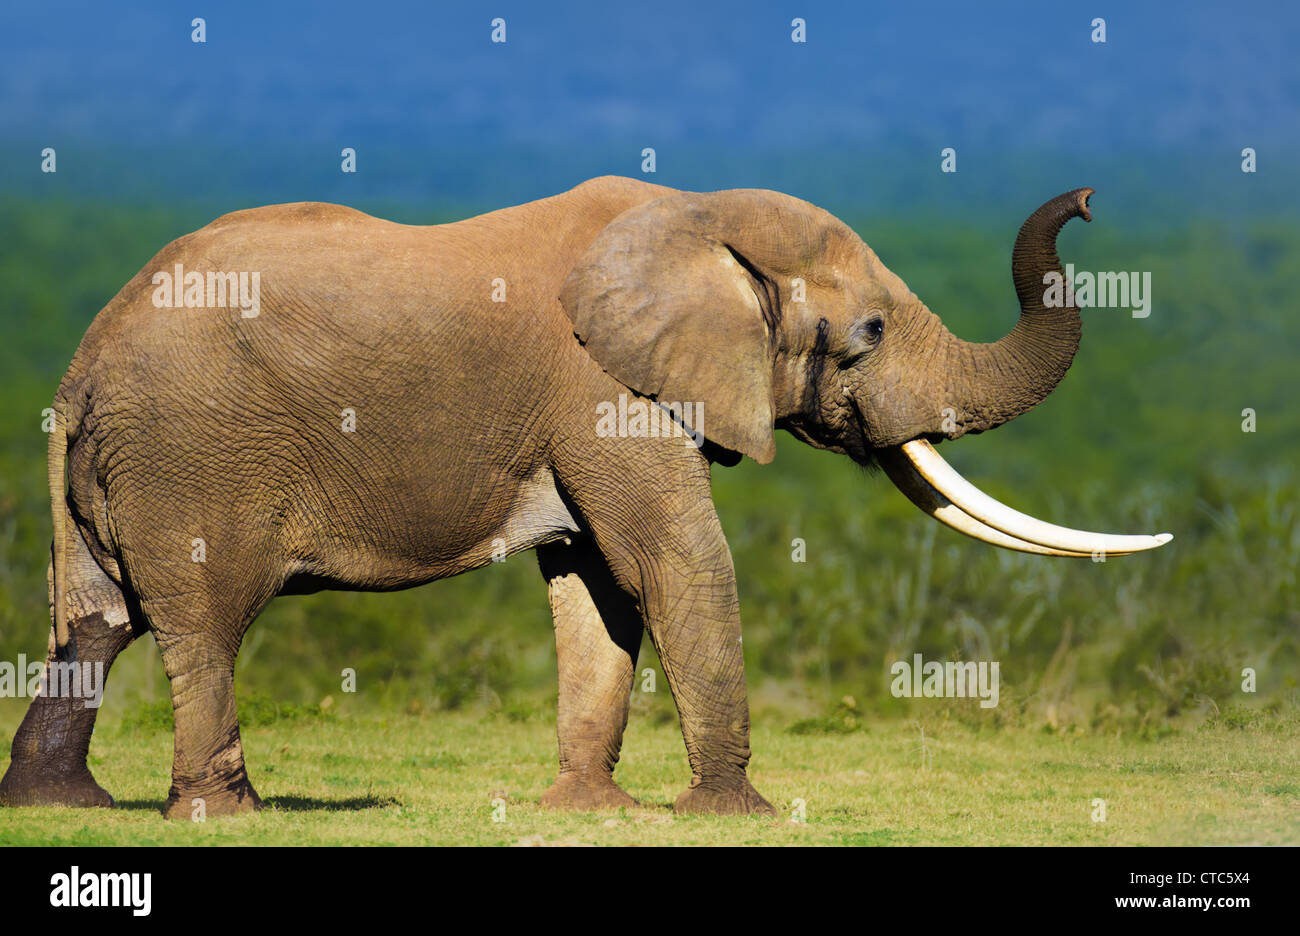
[560,186,1170,557]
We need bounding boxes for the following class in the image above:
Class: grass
[1,698,1296,845]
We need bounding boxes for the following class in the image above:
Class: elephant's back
[66,204,472,409]
[58,200,585,503]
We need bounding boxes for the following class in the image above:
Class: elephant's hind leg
[119,530,280,820]
[0,528,142,808]
[144,586,273,821]
[537,538,643,810]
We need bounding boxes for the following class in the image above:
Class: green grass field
[1,697,1296,845]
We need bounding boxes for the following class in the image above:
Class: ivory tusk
[884,439,1172,556]
[880,450,1094,556]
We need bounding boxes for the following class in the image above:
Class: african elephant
[0,176,1168,818]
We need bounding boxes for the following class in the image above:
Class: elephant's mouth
[876,439,1172,558]
[843,394,877,467]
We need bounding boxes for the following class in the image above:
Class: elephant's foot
[0,761,115,808]
[540,770,636,810]
[673,776,776,817]
[163,775,263,820]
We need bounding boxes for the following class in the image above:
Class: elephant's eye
[840,316,885,368]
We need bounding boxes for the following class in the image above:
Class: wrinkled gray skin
[0,176,1090,817]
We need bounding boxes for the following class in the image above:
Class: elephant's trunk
[933,188,1093,436]
[879,187,1171,560]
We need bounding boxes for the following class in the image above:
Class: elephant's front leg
[561,460,776,817]
[642,543,776,818]
[536,538,642,810]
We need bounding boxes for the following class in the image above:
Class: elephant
[0,175,1169,819]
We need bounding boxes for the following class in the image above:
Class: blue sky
[2,1,1296,210]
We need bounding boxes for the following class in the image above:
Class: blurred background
[1,0,1296,731]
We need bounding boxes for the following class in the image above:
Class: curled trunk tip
[1011,187,1094,315]
[930,187,1097,439]
[1072,188,1094,222]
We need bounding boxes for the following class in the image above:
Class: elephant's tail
[48,389,74,660]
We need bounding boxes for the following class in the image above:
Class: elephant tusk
[882,439,1172,557]
[880,451,1093,556]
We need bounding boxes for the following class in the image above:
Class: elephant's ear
[559,191,780,464]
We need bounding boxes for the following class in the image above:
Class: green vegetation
[0,195,1296,844]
